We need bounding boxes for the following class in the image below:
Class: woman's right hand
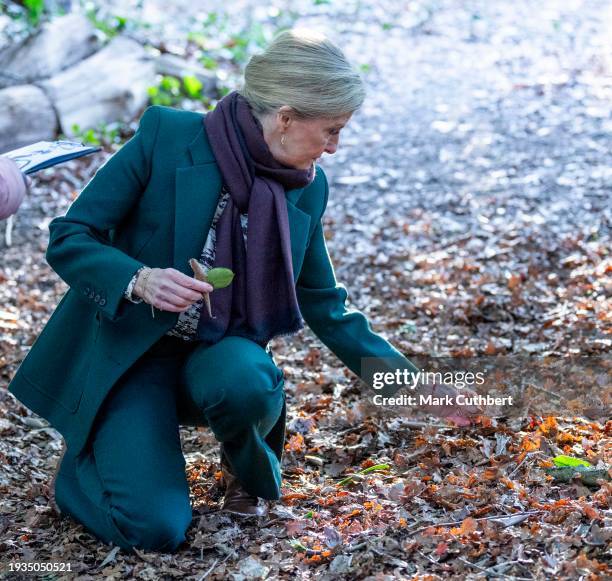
[418,383,484,426]
[134,267,213,312]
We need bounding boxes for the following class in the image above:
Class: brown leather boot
[220,447,268,517]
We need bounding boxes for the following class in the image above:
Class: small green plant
[147,75,207,107]
[1,0,64,31]
[84,4,145,40]
[85,10,126,38]
[183,75,203,99]
[69,122,122,147]
[338,463,392,486]
[23,0,45,26]
[189,259,235,318]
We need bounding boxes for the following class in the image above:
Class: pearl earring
[281,135,286,146]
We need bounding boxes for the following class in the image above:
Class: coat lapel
[174,166,221,275]
[173,120,311,281]
[173,125,221,275]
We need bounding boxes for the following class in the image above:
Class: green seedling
[189,259,235,318]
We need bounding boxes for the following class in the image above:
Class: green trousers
[54,334,286,553]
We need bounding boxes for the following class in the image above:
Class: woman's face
[261,107,353,171]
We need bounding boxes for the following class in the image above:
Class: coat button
[99,298,106,306]
[95,294,100,302]
[84,287,91,295]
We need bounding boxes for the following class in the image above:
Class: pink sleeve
[0,157,27,220]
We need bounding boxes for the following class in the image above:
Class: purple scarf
[196,90,316,346]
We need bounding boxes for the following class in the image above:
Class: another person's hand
[418,383,484,426]
[133,267,213,312]
[0,157,28,220]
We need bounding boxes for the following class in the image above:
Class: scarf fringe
[266,317,306,343]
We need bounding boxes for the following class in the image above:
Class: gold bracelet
[139,267,152,295]
[138,268,155,318]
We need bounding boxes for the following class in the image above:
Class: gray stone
[0,85,57,153]
[40,36,156,135]
[0,14,100,89]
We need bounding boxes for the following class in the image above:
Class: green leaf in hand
[189,260,235,319]
[206,267,234,289]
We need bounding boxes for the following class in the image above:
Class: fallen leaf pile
[1,1,610,578]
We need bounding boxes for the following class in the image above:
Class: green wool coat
[7,105,417,460]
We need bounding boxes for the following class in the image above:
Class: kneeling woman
[8,29,479,554]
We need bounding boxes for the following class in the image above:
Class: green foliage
[199,55,218,71]
[84,7,128,39]
[206,267,234,289]
[223,22,268,64]
[289,539,308,552]
[69,122,122,148]
[338,463,392,486]
[552,455,592,468]
[147,74,210,107]
[190,10,286,68]
[1,0,63,31]
[183,75,203,98]
[23,0,45,26]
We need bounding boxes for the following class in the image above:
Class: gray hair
[238,28,366,120]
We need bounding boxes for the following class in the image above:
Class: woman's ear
[277,105,295,131]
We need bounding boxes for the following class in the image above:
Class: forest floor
[0,1,610,579]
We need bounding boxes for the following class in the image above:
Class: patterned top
[124,185,248,341]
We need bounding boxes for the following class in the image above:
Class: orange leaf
[483,468,499,480]
[281,492,309,505]
[459,517,478,535]
[479,416,493,428]
[452,517,478,536]
[578,501,603,520]
[520,435,541,452]
[515,450,528,464]
[538,416,558,436]
[507,274,522,290]
[285,433,305,453]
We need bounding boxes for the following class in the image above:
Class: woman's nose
[324,135,339,154]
